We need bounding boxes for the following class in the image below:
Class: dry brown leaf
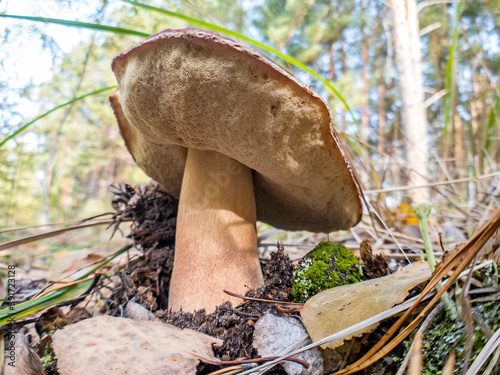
[300,261,431,349]
[52,315,222,375]
[61,253,105,275]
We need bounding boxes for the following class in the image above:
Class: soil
[36,182,499,374]
[111,181,177,310]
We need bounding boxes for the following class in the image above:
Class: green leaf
[0,86,117,148]
[0,14,149,37]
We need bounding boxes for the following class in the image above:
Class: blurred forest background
[1,0,499,234]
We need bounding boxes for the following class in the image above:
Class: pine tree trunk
[390,0,429,202]
[377,71,387,154]
[361,35,370,140]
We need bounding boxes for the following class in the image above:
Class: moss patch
[291,241,364,303]
[396,262,500,374]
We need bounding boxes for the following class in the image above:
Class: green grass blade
[0,244,132,327]
[485,92,499,153]
[76,244,133,281]
[0,279,93,327]
[0,14,149,37]
[2,8,358,125]
[442,0,464,142]
[0,86,117,148]
[122,0,358,125]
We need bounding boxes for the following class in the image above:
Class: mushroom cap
[111,28,362,232]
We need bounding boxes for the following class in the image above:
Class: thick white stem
[168,148,263,312]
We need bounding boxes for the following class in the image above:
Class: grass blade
[442,0,464,145]
[0,14,149,37]
[0,244,132,327]
[0,86,117,148]
[122,0,358,125]
[0,278,93,327]
[76,244,133,281]
[0,220,116,252]
[485,92,499,153]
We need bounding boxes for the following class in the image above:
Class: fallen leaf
[49,249,100,281]
[52,315,222,375]
[62,253,104,275]
[300,261,431,349]
[3,330,44,375]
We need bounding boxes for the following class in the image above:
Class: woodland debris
[359,238,389,279]
[112,181,177,309]
[35,306,91,337]
[157,245,294,366]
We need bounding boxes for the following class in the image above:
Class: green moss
[291,241,364,303]
[395,262,500,374]
[39,340,58,375]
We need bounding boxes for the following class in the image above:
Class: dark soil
[111,181,177,309]
[158,247,294,370]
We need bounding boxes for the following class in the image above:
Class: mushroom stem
[169,148,263,312]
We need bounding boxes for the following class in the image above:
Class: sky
[0,0,109,130]
[1,0,97,84]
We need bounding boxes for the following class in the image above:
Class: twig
[0,220,116,251]
[365,171,500,193]
[465,328,500,375]
[483,345,500,375]
[223,290,303,307]
[442,351,456,375]
[204,355,310,368]
[408,332,423,375]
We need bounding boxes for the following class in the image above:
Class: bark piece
[359,238,389,279]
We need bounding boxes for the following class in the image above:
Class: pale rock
[253,312,323,375]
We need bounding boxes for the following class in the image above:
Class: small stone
[253,312,323,375]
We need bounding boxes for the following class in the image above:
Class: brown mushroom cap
[111,28,362,232]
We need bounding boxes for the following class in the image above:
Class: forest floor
[3,182,500,375]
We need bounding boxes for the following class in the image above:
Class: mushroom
[110,28,363,313]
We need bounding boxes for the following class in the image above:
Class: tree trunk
[360,34,370,140]
[377,71,387,154]
[453,110,463,176]
[390,0,429,202]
